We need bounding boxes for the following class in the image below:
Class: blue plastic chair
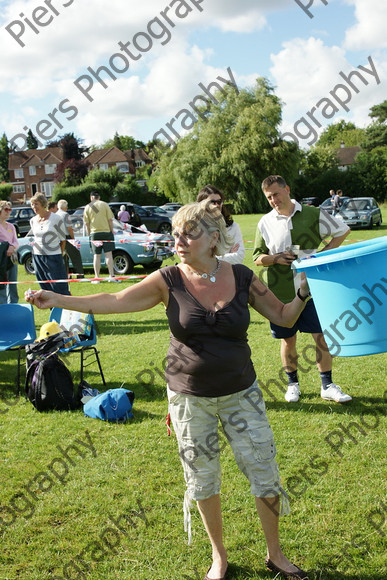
[49,308,106,386]
[0,303,37,394]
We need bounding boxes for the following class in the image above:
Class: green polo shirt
[253,203,349,303]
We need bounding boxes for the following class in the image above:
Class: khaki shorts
[168,382,287,501]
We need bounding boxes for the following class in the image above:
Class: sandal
[265,557,309,579]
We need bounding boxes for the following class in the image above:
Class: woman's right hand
[25,289,58,310]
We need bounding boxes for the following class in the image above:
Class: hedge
[0,183,13,201]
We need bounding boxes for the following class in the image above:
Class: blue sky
[0,0,385,150]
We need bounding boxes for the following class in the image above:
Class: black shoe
[265,558,309,579]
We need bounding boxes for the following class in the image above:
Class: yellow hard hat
[37,321,62,342]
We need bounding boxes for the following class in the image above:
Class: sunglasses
[210,199,223,206]
[3,207,12,211]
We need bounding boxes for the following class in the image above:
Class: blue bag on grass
[83,388,135,423]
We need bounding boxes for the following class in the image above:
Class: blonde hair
[172,200,233,256]
[30,193,48,208]
[0,200,12,212]
[57,199,68,210]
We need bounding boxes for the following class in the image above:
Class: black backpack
[25,335,81,412]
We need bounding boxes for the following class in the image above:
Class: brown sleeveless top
[160,264,256,397]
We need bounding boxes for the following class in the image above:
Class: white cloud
[70,40,240,145]
[1,0,386,146]
[270,37,386,144]
[343,0,387,51]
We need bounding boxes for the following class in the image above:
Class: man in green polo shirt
[253,175,352,404]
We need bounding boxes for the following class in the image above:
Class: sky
[0,0,386,151]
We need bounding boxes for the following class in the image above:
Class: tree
[299,146,338,180]
[83,166,125,189]
[47,133,88,159]
[100,134,146,151]
[361,100,387,152]
[55,159,91,187]
[316,120,365,148]
[50,133,90,184]
[113,131,122,150]
[348,146,387,201]
[26,129,39,149]
[155,78,301,213]
[0,133,9,182]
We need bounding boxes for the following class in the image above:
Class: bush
[52,182,111,209]
[83,167,124,189]
[0,183,13,201]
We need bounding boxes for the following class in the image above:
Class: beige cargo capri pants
[167,381,290,543]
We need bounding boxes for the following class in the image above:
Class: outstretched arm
[248,274,309,328]
[26,270,168,314]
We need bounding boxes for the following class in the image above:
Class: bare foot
[205,554,228,579]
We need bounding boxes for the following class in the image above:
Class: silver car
[335,197,382,229]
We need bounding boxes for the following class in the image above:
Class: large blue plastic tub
[292,236,387,357]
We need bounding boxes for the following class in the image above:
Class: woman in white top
[29,193,70,295]
[197,185,245,264]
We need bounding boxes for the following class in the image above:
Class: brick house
[85,146,151,175]
[8,147,64,203]
[8,146,151,204]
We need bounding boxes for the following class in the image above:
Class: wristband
[297,288,311,302]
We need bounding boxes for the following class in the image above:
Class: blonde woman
[26,201,309,580]
[29,193,70,295]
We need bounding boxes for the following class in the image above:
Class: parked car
[17,217,174,276]
[300,197,320,207]
[143,205,176,218]
[335,197,382,229]
[109,203,172,233]
[8,206,36,236]
[319,196,350,214]
[159,203,183,214]
[74,203,172,234]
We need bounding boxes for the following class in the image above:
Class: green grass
[1,211,386,579]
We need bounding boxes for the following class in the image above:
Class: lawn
[0,209,386,580]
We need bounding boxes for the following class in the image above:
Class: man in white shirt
[253,175,352,404]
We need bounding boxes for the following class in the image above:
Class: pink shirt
[0,221,19,249]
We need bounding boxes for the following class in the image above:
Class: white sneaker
[91,280,100,284]
[285,383,300,403]
[321,383,352,403]
[107,277,121,283]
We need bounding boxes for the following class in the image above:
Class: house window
[14,168,24,178]
[135,161,145,168]
[99,163,108,171]
[41,182,55,197]
[13,184,25,193]
[29,166,36,176]
[45,164,57,174]
[116,162,129,173]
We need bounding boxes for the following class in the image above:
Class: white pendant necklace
[189,257,221,283]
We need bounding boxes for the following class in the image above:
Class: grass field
[1,210,386,580]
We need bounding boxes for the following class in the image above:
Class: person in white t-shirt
[29,193,70,295]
